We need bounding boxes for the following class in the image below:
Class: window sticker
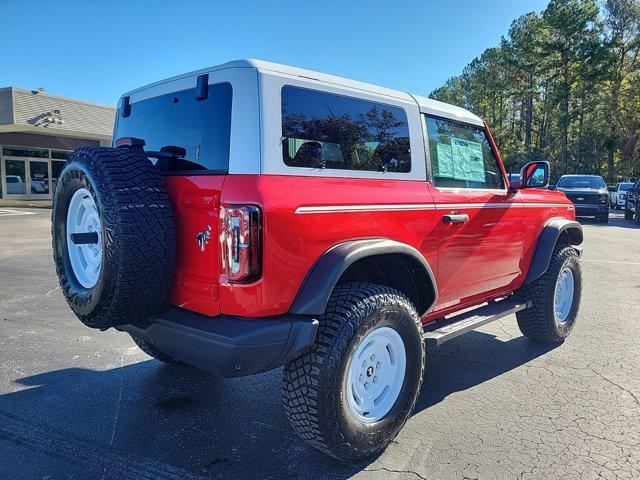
[435,143,455,178]
[450,137,485,182]
[435,137,485,183]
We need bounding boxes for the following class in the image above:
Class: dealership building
[0,86,115,200]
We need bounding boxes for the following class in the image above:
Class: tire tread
[282,282,424,462]
[53,146,175,329]
[516,245,581,343]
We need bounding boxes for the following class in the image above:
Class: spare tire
[52,146,175,329]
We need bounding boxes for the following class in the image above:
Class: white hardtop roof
[121,59,484,127]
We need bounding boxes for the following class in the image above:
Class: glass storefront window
[29,160,50,195]
[51,150,71,160]
[1,146,72,198]
[5,160,27,194]
[2,146,49,158]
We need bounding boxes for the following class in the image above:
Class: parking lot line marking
[0,209,37,217]
[582,259,640,266]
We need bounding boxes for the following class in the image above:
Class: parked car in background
[5,175,25,194]
[607,185,617,207]
[612,182,634,210]
[556,174,609,223]
[624,179,639,223]
[30,176,48,194]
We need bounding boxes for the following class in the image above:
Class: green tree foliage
[430,0,640,182]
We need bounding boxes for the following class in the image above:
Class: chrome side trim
[524,203,575,208]
[435,203,521,210]
[295,202,572,214]
[295,204,436,214]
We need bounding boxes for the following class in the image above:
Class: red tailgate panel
[163,175,226,316]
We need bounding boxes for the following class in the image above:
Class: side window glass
[425,116,504,189]
[281,86,411,173]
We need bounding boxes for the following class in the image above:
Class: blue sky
[0,0,548,106]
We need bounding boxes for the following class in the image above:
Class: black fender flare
[289,238,437,316]
[523,218,583,285]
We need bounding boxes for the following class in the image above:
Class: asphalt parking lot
[0,208,639,480]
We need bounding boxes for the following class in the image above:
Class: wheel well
[336,254,435,316]
[523,221,583,285]
[558,226,583,246]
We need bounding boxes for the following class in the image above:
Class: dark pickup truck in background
[555,174,610,223]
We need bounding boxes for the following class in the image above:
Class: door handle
[442,213,469,224]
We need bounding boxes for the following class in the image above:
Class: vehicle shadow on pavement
[0,331,555,480]
[417,330,557,413]
[0,360,364,479]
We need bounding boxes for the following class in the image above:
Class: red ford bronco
[52,60,583,462]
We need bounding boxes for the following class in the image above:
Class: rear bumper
[118,306,318,378]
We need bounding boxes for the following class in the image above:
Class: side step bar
[423,298,531,347]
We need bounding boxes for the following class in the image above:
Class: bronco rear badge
[196,225,211,252]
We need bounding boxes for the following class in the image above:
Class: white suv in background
[613,182,634,209]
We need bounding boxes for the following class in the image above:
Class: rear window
[281,86,411,173]
[114,82,232,173]
[557,176,605,189]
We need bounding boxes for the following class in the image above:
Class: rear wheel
[283,282,425,462]
[516,245,581,343]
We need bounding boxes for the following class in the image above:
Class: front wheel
[283,282,425,462]
[625,209,634,220]
[516,245,582,343]
[597,213,609,223]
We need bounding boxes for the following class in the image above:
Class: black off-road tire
[516,245,581,343]
[597,213,609,223]
[624,209,634,220]
[52,146,175,329]
[636,211,640,225]
[129,334,178,364]
[282,282,425,463]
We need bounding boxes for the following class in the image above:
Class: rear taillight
[221,205,261,283]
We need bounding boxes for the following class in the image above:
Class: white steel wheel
[554,266,575,323]
[66,188,102,288]
[345,326,407,423]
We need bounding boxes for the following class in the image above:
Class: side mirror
[519,161,550,189]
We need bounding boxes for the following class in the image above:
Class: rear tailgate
[163,175,226,316]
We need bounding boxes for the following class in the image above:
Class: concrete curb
[0,200,52,209]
